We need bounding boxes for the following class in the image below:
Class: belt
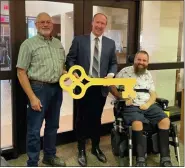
[30,80,59,85]
[134,89,149,93]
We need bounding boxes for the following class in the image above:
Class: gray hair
[35,12,51,23]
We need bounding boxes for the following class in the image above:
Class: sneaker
[42,156,66,167]
[160,157,173,167]
[135,157,147,167]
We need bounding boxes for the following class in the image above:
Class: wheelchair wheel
[111,128,121,156]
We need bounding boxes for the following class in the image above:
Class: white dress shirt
[89,32,114,77]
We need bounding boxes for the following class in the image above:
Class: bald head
[35,12,53,38]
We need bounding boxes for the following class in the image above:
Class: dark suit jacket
[65,34,117,97]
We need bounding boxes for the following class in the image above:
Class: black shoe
[135,157,147,167]
[78,150,87,167]
[160,157,173,167]
[91,147,107,163]
[42,156,66,166]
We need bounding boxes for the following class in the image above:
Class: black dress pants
[75,86,106,150]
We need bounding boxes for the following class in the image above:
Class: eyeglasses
[36,20,52,25]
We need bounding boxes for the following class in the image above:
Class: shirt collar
[37,32,53,41]
[90,32,102,42]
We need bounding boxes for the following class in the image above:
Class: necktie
[92,37,99,77]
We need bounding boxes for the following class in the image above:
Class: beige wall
[140,1,183,106]
[64,13,73,55]
[140,1,182,63]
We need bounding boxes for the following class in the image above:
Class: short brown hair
[93,13,107,24]
[136,50,149,58]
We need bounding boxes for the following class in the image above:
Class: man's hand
[73,72,79,79]
[30,96,42,112]
[62,70,67,75]
[62,70,69,81]
[125,97,133,106]
[103,75,114,86]
[104,75,114,79]
[139,103,150,110]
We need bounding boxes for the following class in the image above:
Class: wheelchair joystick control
[163,103,167,109]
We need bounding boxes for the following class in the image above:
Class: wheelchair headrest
[126,54,135,64]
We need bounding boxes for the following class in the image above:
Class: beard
[134,64,148,75]
[39,29,51,36]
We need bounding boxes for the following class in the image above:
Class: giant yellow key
[59,65,137,99]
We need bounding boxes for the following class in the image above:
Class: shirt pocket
[32,45,50,64]
[52,47,65,60]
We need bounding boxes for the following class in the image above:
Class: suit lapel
[100,36,106,66]
[86,35,91,66]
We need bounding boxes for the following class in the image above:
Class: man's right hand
[73,72,79,79]
[125,97,133,106]
[30,96,42,112]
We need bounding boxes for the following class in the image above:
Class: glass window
[27,17,37,38]
[0,1,11,71]
[150,69,183,106]
[93,6,128,64]
[1,80,13,149]
[139,1,184,63]
[25,1,74,135]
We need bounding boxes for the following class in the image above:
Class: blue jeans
[27,82,62,166]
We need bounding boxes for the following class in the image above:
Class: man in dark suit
[66,13,117,166]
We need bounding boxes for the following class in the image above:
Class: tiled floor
[7,132,184,167]
[1,80,115,147]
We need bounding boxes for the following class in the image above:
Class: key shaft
[59,65,137,99]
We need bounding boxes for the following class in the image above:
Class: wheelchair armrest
[156,98,169,109]
[111,99,125,106]
[112,99,126,117]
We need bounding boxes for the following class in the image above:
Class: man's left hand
[139,103,150,110]
[104,75,114,79]
[103,75,113,86]
[62,70,69,81]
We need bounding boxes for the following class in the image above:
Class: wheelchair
[110,90,181,166]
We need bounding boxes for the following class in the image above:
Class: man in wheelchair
[110,51,173,166]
